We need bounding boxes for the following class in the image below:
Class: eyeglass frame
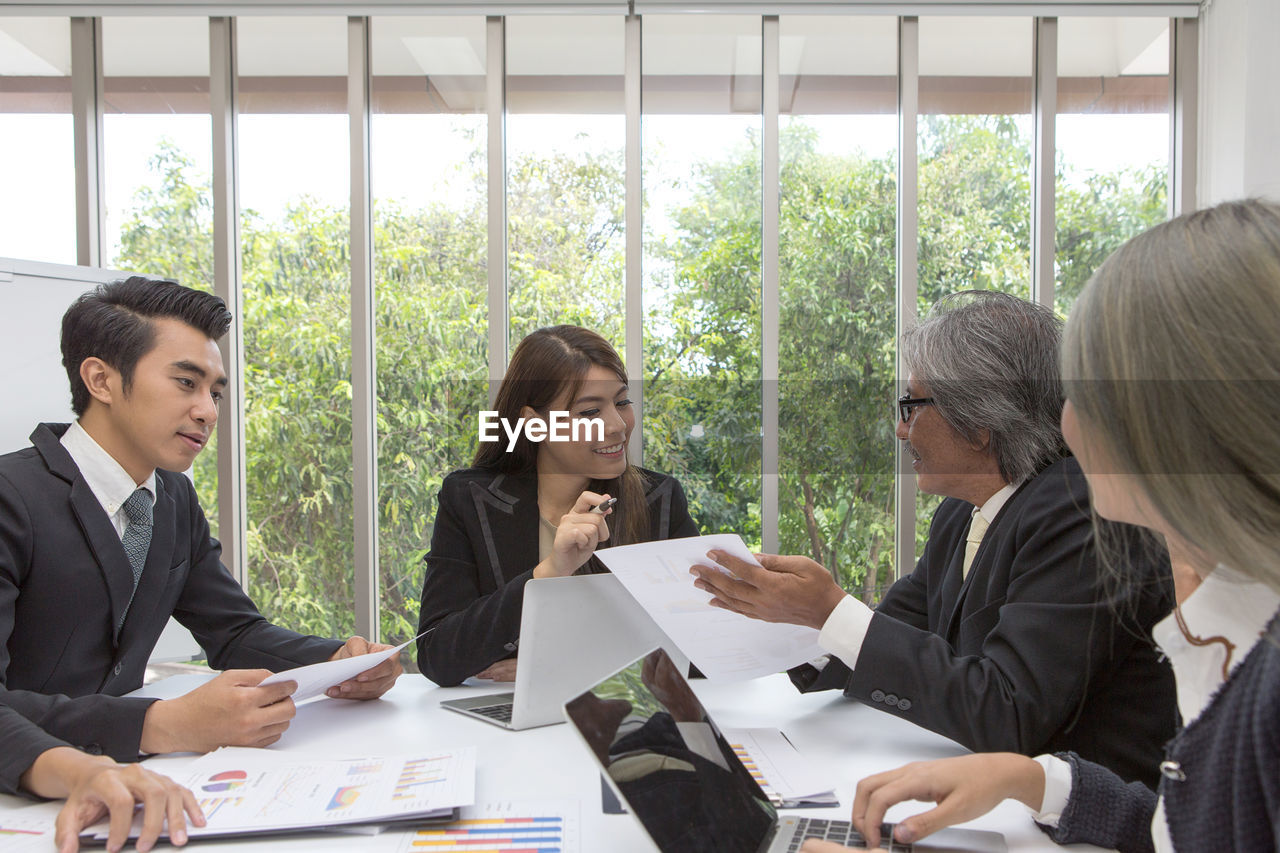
[897,393,935,424]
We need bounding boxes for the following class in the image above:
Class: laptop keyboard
[469,702,513,723]
[790,819,911,852]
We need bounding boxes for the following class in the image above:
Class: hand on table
[327,635,403,699]
[59,760,204,853]
[141,669,297,754]
[533,491,612,578]
[22,748,205,853]
[690,551,848,630]
[474,658,518,682]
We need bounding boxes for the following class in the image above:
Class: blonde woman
[805,199,1280,853]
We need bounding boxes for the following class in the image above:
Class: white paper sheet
[724,727,839,807]
[261,634,418,703]
[594,533,825,679]
[85,746,476,842]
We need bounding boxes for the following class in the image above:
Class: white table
[1,674,1102,851]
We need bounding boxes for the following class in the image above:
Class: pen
[591,496,618,515]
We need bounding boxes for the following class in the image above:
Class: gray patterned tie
[118,487,153,627]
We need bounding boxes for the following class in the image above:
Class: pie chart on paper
[202,770,248,793]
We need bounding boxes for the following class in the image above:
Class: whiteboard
[0,257,202,663]
[0,258,130,454]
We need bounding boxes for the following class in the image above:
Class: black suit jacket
[792,456,1177,788]
[416,467,698,686]
[0,424,343,764]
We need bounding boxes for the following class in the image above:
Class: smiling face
[79,317,227,483]
[531,364,635,482]
[895,373,1005,504]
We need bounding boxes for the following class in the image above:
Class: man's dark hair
[61,276,233,416]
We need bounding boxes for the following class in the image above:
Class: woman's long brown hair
[473,325,651,546]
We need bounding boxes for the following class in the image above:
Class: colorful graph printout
[202,769,248,793]
[83,747,475,843]
[399,800,578,853]
[198,798,245,820]
[327,786,362,810]
[394,756,446,801]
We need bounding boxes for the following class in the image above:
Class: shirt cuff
[1029,754,1072,827]
[817,595,875,670]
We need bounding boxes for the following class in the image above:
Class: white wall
[1198,0,1280,205]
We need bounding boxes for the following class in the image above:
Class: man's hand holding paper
[592,534,825,679]
[691,552,847,631]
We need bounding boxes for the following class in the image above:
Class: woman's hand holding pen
[533,491,612,578]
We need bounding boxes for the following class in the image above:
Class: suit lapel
[471,473,539,587]
[116,475,175,645]
[68,477,135,645]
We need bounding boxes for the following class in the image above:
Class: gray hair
[1062,198,1280,595]
[903,290,1066,484]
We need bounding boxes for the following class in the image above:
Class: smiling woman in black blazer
[416,326,698,687]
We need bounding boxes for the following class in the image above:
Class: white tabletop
[1,674,1103,851]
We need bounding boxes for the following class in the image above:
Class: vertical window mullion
[487,16,507,404]
[895,16,919,581]
[1032,17,1057,309]
[349,15,379,641]
[210,16,248,589]
[626,13,644,465]
[70,16,104,268]
[762,15,780,554]
[1170,17,1198,217]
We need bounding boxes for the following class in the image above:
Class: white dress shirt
[1031,563,1280,850]
[60,420,156,540]
[815,482,1019,671]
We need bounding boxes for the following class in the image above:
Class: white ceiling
[0,12,1167,78]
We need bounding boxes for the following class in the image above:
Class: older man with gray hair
[692,291,1177,789]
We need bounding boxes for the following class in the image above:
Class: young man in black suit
[0,277,400,764]
[691,291,1177,789]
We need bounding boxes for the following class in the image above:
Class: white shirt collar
[1152,563,1280,725]
[977,481,1019,524]
[60,421,156,516]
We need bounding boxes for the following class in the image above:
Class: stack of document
[723,728,840,808]
[81,746,476,844]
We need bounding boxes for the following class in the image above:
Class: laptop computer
[563,647,1007,853]
[438,573,689,731]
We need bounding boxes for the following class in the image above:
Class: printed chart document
[395,799,580,853]
[0,804,57,853]
[595,534,825,679]
[82,746,475,843]
[724,728,839,808]
[260,633,422,703]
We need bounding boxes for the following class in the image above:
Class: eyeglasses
[897,393,935,424]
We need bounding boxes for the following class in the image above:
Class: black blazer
[0,424,343,763]
[416,467,698,686]
[792,456,1177,789]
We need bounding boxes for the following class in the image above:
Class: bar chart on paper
[397,800,579,852]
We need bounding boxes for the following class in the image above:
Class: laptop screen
[564,647,777,853]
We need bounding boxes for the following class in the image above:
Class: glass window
[237,17,353,638]
[642,15,762,548]
[102,17,219,531]
[916,16,1033,540]
[505,16,626,351]
[918,16,1033,305]
[1056,17,1169,315]
[371,15,488,645]
[0,18,74,264]
[778,16,898,602]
